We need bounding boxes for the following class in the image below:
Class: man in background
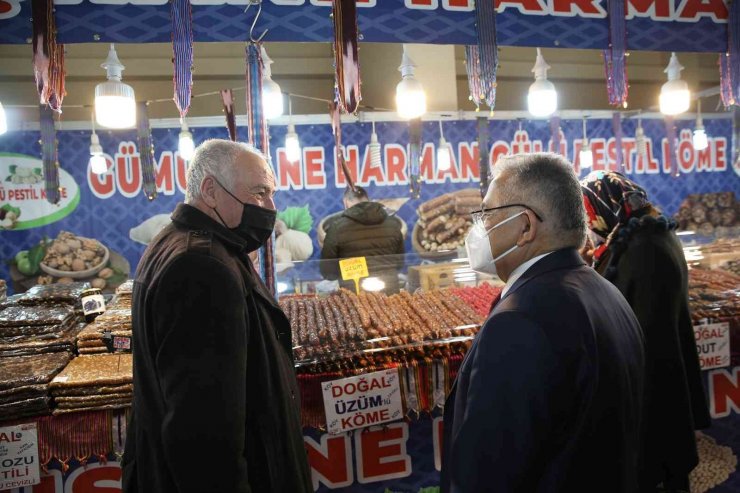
[320,186,405,293]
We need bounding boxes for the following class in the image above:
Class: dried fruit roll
[400,291,434,337]
[363,293,392,336]
[377,293,405,335]
[416,293,448,338]
[334,293,359,341]
[357,293,384,336]
[395,293,426,336]
[321,298,340,345]
[436,217,467,243]
[328,299,349,343]
[420,202,455,222]
[418,193,452,214]
[314,297,329,343]
[429,291,465,328]
[368,293,396,334]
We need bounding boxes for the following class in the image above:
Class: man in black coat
[122,139,312,493]
[320,186,404,293]
[442,153,645,493]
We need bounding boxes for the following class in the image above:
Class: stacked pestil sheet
[49,353,133,415]
[0,352,72,420]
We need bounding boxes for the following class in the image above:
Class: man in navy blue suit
[442,153,645,493]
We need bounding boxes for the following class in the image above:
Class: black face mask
[212,178,276,253]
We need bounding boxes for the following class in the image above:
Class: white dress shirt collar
[501,251,554,299]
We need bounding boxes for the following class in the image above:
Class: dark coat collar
[505,247,586,299]
[171,203,248,253]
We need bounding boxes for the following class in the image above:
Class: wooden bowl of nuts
[39,231,110,280]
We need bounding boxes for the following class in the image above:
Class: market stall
[1,0,740,491]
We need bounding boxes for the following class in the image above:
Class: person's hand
[579,235,595,266]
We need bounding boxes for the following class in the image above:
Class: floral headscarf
[581,171,651,240]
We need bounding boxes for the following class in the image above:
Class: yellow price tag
[339,257,369,294]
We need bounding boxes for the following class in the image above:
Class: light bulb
[693,128,708,151]
[285,124,301,163]
[659,53,690,116]
[528,48,557,117]
[580,144,593,169]
[95,44,136,129]
[260,46,283,120]
[90,154,108,174]
[368,125,382,168]
[262,78,284,120]
[396,46,427,119]
[437,138,451,171]
[178,122,195,161]
[361,277,386,292]
[0,101,7,135]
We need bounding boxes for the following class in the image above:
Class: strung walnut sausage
[321,299,340,345]
[313,297,329,343]
[296,300,309,346]
[305,300,321,347]
[341,291,366,341]
[436,217,467,244]
[420,202,455,222]
[426,215,449,234]
[328,298,349,343]
[347,290,372,329]
[334,293,359,341]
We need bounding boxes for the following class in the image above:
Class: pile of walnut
[417,188,480,252]
[675,192,739,237]
[40,232,112,289]
[689,432,737,493]
[281,288,483,371]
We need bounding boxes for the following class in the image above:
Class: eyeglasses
[470,204,544,229]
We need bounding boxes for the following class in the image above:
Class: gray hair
[493,153,586,248]
[185,139,267,202]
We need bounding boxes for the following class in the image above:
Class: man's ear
[517,210,539,246]
[201,176,218,208]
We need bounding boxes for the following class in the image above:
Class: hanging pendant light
[579,118,593,169]
[89,112,107,175]
[396,45,427,120]
[0,101,7,135]
[659,52,690,116]
[527,48,557,118]
[437,120,451,171]
[95,44,136,129]
[178,119,195,161]
[368,121,382,168]
[261,46,284,120]
[284,95,301,163]
[693,99,708,151]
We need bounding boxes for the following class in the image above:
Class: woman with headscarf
[581,171,710,493]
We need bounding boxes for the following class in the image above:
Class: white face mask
[465,211,524,276]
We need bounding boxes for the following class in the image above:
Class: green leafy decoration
[26,237,49,275]
[277,205,313,234]
[1,204,21,217]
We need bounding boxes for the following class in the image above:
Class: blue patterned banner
[0,0,728,52]
[0,116,737,289]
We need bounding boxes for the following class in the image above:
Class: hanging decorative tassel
[549,116,561,155]
[330,101,356,192]
[246,43,269,152]
[136,102,158,201]
[720,55,737,108]
[171,0,194,118]
[220,89,237,142]
[472,0,499,110]
[465,46,484,111]
[31,0,66,112]
[664,116,679,177]
[245,41,276,296]
[612,112,624,171]
[603,0,628,107]
[331,0,362,114]
[477,117,490,198]
[39,105,60,204]
[408,118,422,199]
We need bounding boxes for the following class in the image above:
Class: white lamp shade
[95,81,136,129]
[90,154,108,174]
[285,130,301,163]
[178,130,195,161]
[579,147,593,169]
[396,77,427,119]
[693,129,708,151]
[528,79,557,117]
[659,79,690,116]
[262,78,284,120]
[0,102,7,135]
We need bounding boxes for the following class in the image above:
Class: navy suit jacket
[441,248,645,493]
